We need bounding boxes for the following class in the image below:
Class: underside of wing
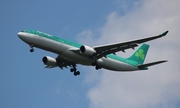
[42,55,80,76]
[42,55,77,69]
[56,55,76,69]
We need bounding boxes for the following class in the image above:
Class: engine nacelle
[80,45,96,56]
[42,56,57,66]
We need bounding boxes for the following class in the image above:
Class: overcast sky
[1,0,180,108]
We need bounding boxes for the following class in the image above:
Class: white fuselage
[18,32,138,71]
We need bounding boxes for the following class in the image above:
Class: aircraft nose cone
[18,32,25,40]
[18,32,22,38]
[17,31,29,43]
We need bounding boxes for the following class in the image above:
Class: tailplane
[128,44,149,64]
[137,60,168,70]
[128,44,168,69]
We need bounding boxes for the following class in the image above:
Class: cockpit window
[21,30,28,33]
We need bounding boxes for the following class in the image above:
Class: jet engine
[42,56,57,67]
[80,45,96,56]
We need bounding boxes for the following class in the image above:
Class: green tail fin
[128,44,149,64]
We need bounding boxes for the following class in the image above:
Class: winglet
[161,31,169,36]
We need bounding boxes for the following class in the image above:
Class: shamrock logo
[135,49,145,60]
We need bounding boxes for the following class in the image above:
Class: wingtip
[163,60,168,62]
[161,31,169,36]
[160,60,168,63]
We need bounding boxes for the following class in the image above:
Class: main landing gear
[70,67,80,76]
[29,44,34,52]
[92,61,101,70]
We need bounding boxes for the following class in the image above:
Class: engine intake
[42,56,57,67]
[80,45,96,56]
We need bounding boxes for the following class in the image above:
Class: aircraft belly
[19,33,37,44]
[100,58,138,71]
[61,50,93,65]
[30,35,68,54]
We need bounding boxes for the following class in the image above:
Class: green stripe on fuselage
[22,30,82,48]
[22,30,138,67]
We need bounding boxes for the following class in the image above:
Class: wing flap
[95,43,138,58]
[93,31,168,59]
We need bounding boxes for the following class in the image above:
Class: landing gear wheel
[74,72,77,76]
[95,66,99,70]
[73,71,80,76]
[29,44,34,52]
[30,49,34,52]
[70,68,74,72]
[95,65,101,70]
[77,71,80,75]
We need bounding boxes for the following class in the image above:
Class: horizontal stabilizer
[138,60,168,70]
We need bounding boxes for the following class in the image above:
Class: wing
[93,31,168,59]
[56,55,76,69]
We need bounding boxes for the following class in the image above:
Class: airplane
[18,30,168,76]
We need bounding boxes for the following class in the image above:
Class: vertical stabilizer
[127,44,149,64]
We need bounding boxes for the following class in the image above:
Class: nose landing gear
[29,44,34,52]
[30,48,34,52]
